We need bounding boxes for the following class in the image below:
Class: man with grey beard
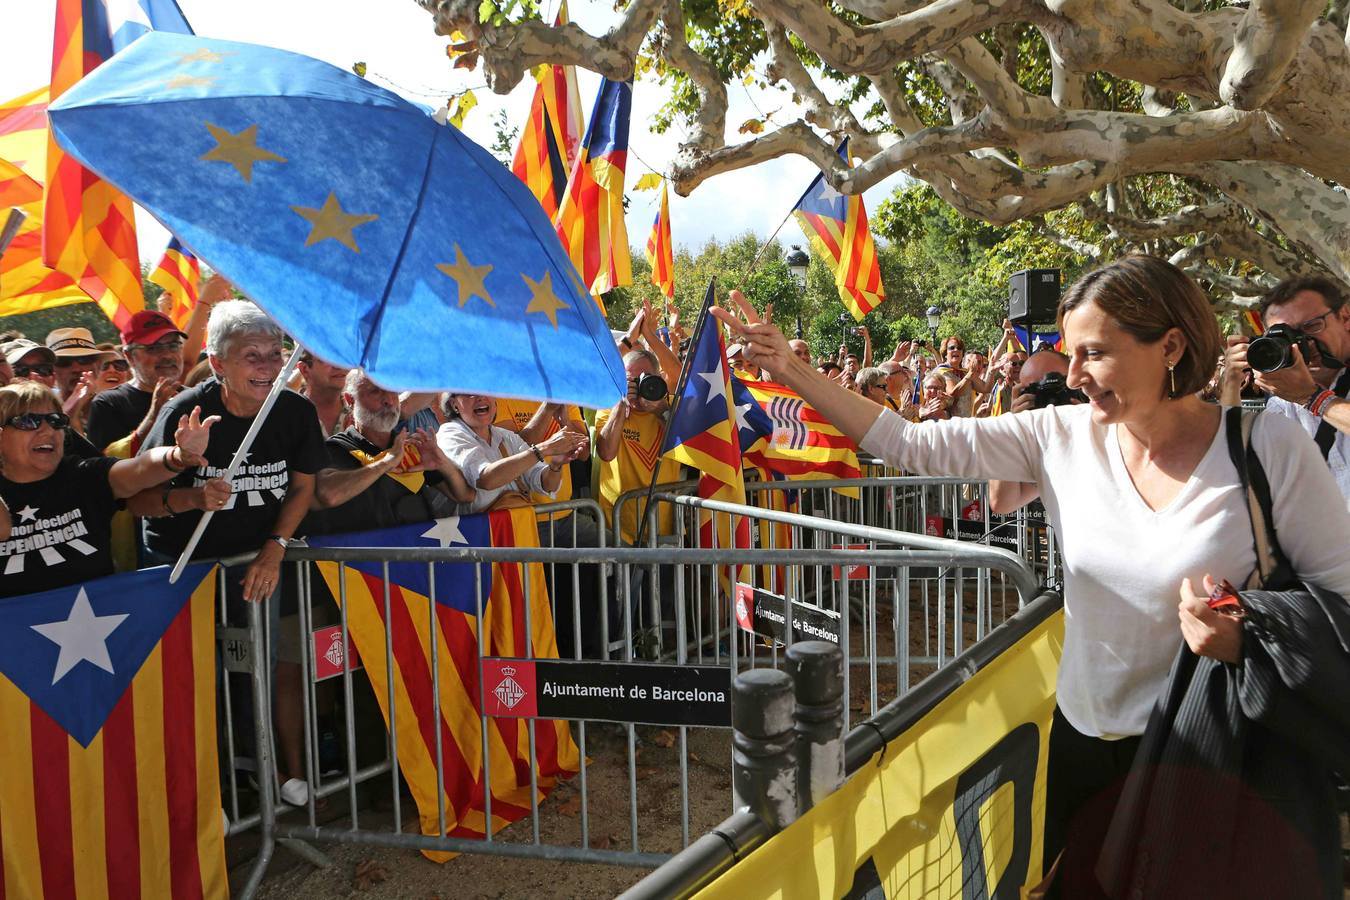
[306,369,474,535]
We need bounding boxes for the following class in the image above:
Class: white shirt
[861,404,1350,739]
[1264,375,1350,511]
[437,419,555,514]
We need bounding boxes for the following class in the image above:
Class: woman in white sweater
[715,256,1350,897]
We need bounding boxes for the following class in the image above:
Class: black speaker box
[1008,269,1061,325]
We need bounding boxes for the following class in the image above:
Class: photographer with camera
[987,348,1084,513]
[596,300,683,544]
[1223,276,1350,506]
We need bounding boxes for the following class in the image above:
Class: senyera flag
[509,1,584,219]
[147,236,200,328]
[307,508,579,857]
[45,0,194,329]
[554,77,634,312]
[0,564,227,898]
[791,139,884,322]
[46,33,626,409]
[645,181,674,300]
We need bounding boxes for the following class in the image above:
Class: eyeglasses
[129,339,184,355]
[3,412,70,431]
[100,359,131,372]
[13,364,55,378]
[1298,310,1336,335]
[55,354,103,368]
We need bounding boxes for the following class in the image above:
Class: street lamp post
[786,245,809,339]
[925,305,942,352]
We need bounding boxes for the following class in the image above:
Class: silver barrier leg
[237,600,277,900]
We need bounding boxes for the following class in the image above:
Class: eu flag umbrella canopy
[48,33,626,408]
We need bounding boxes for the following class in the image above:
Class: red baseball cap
[121,310,187,346]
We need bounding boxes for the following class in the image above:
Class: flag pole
[635,277,716,548]
[0,209,26,256]
[168,343,304,583]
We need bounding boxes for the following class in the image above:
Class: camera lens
[635,373,667,402]
[1246,334,1289,373]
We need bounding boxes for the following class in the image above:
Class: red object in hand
[1206,578,1246,617]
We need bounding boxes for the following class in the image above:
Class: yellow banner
[698,609,1063,900]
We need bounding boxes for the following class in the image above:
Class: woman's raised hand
[711,289,795,377]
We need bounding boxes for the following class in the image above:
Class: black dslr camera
[1246,324,1318,373]
[631,372,668,402]
[1021,372,1086,409]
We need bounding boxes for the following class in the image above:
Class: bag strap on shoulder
[1225,406,1295,588]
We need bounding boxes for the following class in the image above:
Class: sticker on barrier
[311,624,362,681]
[481,658,732,727]
[734,584,840,646]
[830,543,871,579]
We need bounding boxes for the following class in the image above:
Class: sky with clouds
[4,0,907,266]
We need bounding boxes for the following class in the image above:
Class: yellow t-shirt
[494,398,581,519]
[593,406,681,545]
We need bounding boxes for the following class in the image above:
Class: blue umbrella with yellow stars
[47,32,626,409]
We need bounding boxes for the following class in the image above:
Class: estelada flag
[791,139,884,321]
[0,87,88,316]
[645,181,674,300]
[554,78,633,311]
[509,2,584,219]
[147,236,200,328]
[308,508,579,860]
[734,377,862,497]
[0,565,227,898]
[45,0,194,329]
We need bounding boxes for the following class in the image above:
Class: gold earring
[1167,362,1176,396]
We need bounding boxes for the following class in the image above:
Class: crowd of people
[1,258,1347,886]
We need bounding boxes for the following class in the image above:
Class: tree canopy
[417,0,1350,309]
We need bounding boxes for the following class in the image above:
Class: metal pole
[169,343,304,583]
[786,641,844,815]
[0,208,26,256]
[731,669,797,831]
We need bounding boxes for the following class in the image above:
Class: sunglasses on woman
[3,412,71,431]
[13,363,55,378]
[100,359,131,372]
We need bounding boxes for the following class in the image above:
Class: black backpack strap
[1313,367,1350,460]
[1229,408,1297,588]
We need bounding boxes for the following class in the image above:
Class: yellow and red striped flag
[0,87,88,316]
[645,181,674,300]
[509,3,584,219]
[45,0,193,329]
[736,378,863,498]
[0,565,228,898]
[554,79,633,313]
[791,139,884,321]
[147,236,200,328]
[1241,308,1264,336]
[309,508,579,858]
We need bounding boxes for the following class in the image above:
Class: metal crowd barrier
[216,498,1039,898]
[621,588,1066,900]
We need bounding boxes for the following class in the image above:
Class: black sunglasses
[13,364,55,378]
[4,412,70,431]
[101,359,131,372]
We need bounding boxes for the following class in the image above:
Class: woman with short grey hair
[142,299,327,807]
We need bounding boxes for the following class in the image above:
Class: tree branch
[1219,0,1325,109]
[654,1,726,153]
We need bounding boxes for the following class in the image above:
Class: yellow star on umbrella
[166,74,217,89]
[176,48,233,65]
[199,122,287,183]
[522,271,570,329]
[436,244,494,308]
[290,192,379,253]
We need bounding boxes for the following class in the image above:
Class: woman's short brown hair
[1058,255,1222,399]
[0,380,60,424]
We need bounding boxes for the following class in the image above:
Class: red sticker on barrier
[830,543,870,580]
[735,583,755,632]
[482,658,538,718]
[311,625,361,681]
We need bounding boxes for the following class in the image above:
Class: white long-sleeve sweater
[861,404,1350,738]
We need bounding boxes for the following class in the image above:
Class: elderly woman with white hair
[141,300,327,806]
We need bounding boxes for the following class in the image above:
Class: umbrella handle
[168,344,305,583]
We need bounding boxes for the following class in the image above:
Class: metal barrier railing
[216,496,1040,898]
[620,589,1065,900]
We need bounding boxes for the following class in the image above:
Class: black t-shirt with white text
[0,456,120,598]
[86,381,152,450]
[142,379,325,559]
